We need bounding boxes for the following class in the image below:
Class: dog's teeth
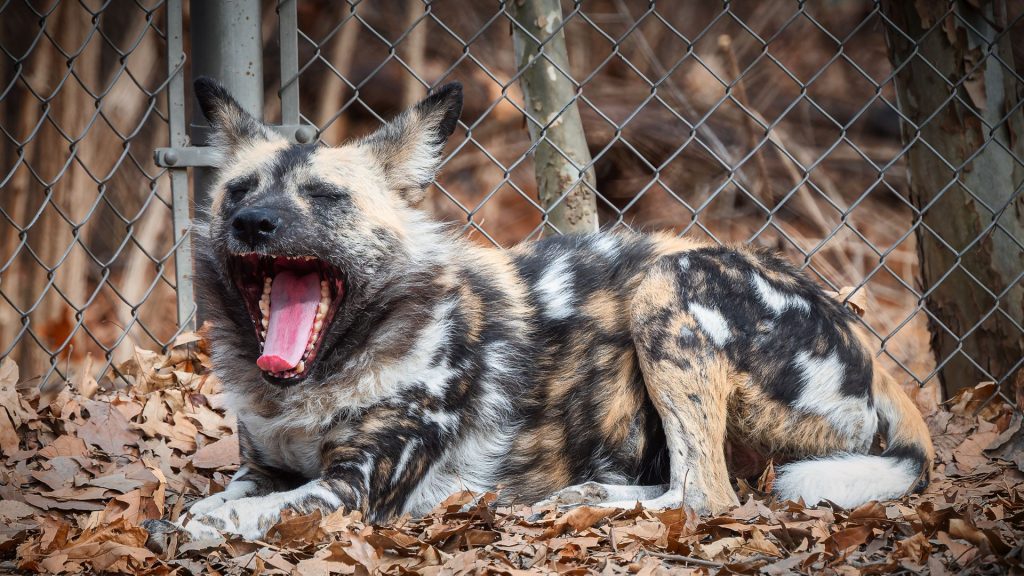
[261,316,269,329]
[313,319,323,332]
[261,329,267,339]
[317,301,328,316]
[296,360,305,373]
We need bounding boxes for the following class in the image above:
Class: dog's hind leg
[605,264,740,515]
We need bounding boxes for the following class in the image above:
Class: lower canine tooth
[296,361,305,372]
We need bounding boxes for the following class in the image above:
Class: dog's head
[193,77,462,385]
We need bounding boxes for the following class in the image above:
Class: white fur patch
[235,413,327,479]
[384,298,457,398]
[188,466,257,516]
[536,255,574,320]
[792,351,877,449]
[751,274,810,315]
[688,303,731,346]
[184,481,342,540]
[392,440,419,486]
[592,235,620,256]
[357,458,374,499]
[401,379,515,516]
[775,454,917,509]
[423,408,459,432]
[598,486,688,512]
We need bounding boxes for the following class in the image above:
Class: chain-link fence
[2,1,1022,408]
[1,0,190,390]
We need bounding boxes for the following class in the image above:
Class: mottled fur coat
[178,78,933,540]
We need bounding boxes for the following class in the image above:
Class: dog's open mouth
[228,254,345,380]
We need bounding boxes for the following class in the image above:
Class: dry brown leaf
[0,411,18,459]
[23,493,107,512]
[827,524,872,553]
[0,500,39,522]
[191,434,240,469]
[745,528,783,557]
[118,346,172,394]
[893,531,931,565]
[267,508,323,545]
[545,505,615,537]
[37,434,89,459]
[18,518,154,573]
[167,412,200,452]
[76,398,141,456]
[700,535,746,559]
[833,286,868,317]
[985,412,1024,472]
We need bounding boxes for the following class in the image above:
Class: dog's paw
[537,482,611,507]
[180,497,280,541]
[178,515,225,542]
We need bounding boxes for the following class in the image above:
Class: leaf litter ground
[1,337,1022,575]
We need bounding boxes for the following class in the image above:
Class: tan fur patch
[728,384,855,457]
[872,363,936,463]
[581,290,628,333]
[598,349,640,446]
[650,232,706,256]
[314,146,410,237]
[631,265,678,314]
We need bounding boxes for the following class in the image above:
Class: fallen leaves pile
[1,338,1022,575]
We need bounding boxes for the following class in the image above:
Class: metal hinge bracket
[154,124,317,168]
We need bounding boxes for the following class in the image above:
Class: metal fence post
[167,0,195,332]
[186,0,264,326]
[189,0,265,213]
[278,0,300,129]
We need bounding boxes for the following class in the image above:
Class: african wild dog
[179,77,934,540]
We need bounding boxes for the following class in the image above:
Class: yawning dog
[179,77,933,540]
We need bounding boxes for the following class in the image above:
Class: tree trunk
[508,0,598,235]
[883,0,1024,397]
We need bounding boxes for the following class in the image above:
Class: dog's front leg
[186,464,275,517]
[182,438,442,539]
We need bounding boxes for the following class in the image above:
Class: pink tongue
[257,271,320,372]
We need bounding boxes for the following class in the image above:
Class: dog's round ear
[358,82,463,205]
[194,76,274,147]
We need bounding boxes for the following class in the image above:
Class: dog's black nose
[232,208,281,245]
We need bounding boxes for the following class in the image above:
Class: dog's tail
[774,366,934,509]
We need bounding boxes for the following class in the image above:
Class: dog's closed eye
[226,176,257,201]
[304,182,347,201]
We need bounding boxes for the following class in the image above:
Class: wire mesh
[0,0,190,389]
[282,0,1023,403]
[1,0,1021,405]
